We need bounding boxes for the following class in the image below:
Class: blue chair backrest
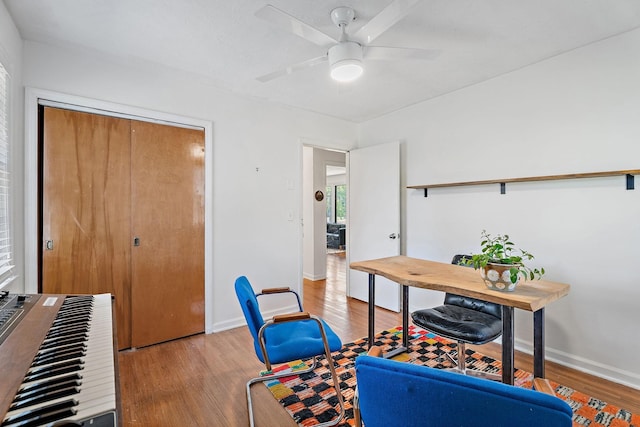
[234,276,265,347]
[355,355,573,427]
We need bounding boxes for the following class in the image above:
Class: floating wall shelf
[408,169,640,197]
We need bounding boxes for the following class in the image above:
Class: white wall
[0,2,23,293]
[358,29,640,389]
[19,40,357,332]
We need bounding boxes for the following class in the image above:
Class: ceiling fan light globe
[331,61,364,82]
[328,41,364,82]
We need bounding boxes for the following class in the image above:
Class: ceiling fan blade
[353,0,420,44]
[364,46,441,61]
[256,4,337,46]
[256,55,328,83]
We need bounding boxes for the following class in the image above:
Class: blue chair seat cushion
[355,356,573,427]
[256,318,343,364]
[412,304,502,344]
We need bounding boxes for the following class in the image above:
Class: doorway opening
[302,146,347,294]
[325,164,346,256]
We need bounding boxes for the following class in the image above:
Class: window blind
[0,62,15,288]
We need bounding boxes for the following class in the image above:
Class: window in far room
[0,61,15,288]
[325,165,346,224]
[333,185,346,223]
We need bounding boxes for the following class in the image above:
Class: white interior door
[348,141,401,311]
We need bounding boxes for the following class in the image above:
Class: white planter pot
[480,263,520,292]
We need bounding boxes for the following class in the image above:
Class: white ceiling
[4,0,640,122]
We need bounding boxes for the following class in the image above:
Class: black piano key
[39,335,87,351]
[56,304,90,314]
[44,325,89,340]
[60,300,92,309]
[1,399,78,427]
[17,373,82,395]
[51,316,91,328]
[23,362,84,383]
[13,378,82,403]
[43,330,88,343]
[38,342,87,355]
[9,386,80,411]
[42,331,89,347]
[27,358,83,376]
[64,295,93,301]
[2,408,77,427]
[32,349,86,367]
[57,304,91,313]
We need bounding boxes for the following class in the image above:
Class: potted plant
[463,230,545,292]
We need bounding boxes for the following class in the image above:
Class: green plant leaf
[472,230,545,282]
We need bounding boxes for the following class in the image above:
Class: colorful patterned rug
[262,325,639,427]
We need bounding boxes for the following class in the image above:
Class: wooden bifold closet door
[41,106,205,349]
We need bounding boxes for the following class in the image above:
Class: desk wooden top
[350,256,570,312]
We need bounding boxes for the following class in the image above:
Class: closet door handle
[133,237,141,247]
[45,240,54,250]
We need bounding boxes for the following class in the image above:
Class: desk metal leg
[382,285,409,359]
[368,273,375,349]
[402,285,409,350]
[534,308,545,378]
[367,274,409,358]
[502,306,515,385]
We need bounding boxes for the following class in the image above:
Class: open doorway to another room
[302,146,347,296]
[325,165,346,256]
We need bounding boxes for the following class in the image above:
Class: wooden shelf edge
[407,169,640,190]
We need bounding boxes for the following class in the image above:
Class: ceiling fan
[255,0,440,83]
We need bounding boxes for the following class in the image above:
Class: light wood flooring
[118,253,640,426]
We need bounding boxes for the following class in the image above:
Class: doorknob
[45,240,54,250]
[388,233,399,240]
[133,237,140,247]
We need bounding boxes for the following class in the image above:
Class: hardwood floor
[118,253,640,426]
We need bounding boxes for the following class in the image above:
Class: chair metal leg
[245,357,320,427]
[443,341,502,381]
[315,317,346,427]
[321,349,346,427]
[353,387,362,427]
[247,334,345,427]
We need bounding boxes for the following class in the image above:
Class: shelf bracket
[500,182,506,195]
[627,174,634,190]
[424,188,428,197]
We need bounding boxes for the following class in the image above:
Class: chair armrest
[273,312,311,323]
[257,287,304,312]
[533,378,556,395]
[367,346,383,358]
[261,286,292,294]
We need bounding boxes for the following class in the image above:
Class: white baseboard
[515,338,640,391]
[302,272,326,281]
[211,304,301,333]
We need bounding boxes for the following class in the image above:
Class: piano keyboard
[0,294,118,427]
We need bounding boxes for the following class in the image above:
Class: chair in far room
[234,275,345,427]
[411,254,503,380]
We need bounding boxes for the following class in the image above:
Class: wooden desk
[350,255,570,384]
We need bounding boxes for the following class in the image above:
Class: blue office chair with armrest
[411,254,503,380]
[234,276,345,427]
[353,350,573,427]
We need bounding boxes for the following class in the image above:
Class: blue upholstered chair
[234,276,345,427]
[353,351,573,427]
